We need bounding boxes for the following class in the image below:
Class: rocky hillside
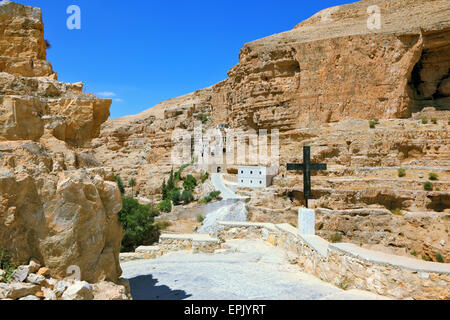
[0,0,123,285]
[94,0,449,262]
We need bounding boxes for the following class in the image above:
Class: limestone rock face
[0,1,122,283]
[0,0,53,77]
[220,0,450,129]
[0,1,112,146]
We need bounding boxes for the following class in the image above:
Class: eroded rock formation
[0,1,122,283]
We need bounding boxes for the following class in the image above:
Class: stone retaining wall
[217,221,450,300]
[120,233,222,263]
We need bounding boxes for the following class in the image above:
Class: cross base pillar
[298,208,315,236]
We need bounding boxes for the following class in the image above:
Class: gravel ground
[121,239,389,300]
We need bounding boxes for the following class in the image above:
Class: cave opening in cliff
[407,44,450,113]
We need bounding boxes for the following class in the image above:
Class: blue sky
[15,0,355,118]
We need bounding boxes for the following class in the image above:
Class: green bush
[167,168,175,191]
[174,163,189,183]
[422,116,428,124]
[200,191,222,204]
[410,250,417,256]
[158,199,172,213]
[330,232,342,243]
[424,181,433,191]
[0,248,16,283]
[129,178,137,196]
[431,117,437,124]
[369,120,376,129]
[181,190,194,204]
[373,118,379,124]
[209,191,221,199]
[397,168,406,178]
[154,220,171,230]
[183,174,197,191]
[114,176,125,195]
[117,197,160,252]
[196,214,205,223]
[448,116,450,125]
[167,189,181,205]
[435,253,444,263]
[422,254,431,262]
[200,171,209,183]
[161,180,168,200]
[429,172,438,181]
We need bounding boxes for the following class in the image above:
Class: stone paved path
[121,239,388,300]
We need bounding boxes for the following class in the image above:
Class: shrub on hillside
[200,171,209,183]
[330,232,342,243]
[154,220,171,231]
[200,191,222,204]
[422,116,428,124]
[183,174,197,191]
[168,189,182,205]
[435,253,444,263]
[429,172,438,181]
[424,181,433,191]
[369,120,376,129]
[181,190,194,204]
[114,175,125,195]
[0,248,16,283]
[158,199,172,213]
[117,197,160,252]
[397,168,406,177]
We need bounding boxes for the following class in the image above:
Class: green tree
[114,176,125,195]
[167,168,175,191]
[183,174,197,191]
[168,189,181,205]
[129,178,137,197]
[118,197,160,252]
[181,190,194,204]
[161,179,168,200]
[158,199,172,213]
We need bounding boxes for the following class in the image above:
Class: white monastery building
[237,166,278,188]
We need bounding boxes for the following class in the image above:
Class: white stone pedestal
[298,208,315,235]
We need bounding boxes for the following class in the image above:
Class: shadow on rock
[128,275,192,300]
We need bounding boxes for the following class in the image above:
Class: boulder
[12,266,30,283]
[42,287,57,301]
[61,281,94,300]
[91,280,131,300]
[26,273,46,285]
[53,280,69,297]
[28,258,41,273]
[0,282,40,300]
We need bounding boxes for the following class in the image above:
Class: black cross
[287,146,327,208]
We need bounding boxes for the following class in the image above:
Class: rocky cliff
[94,0,449,262]
[0,1,123,283]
